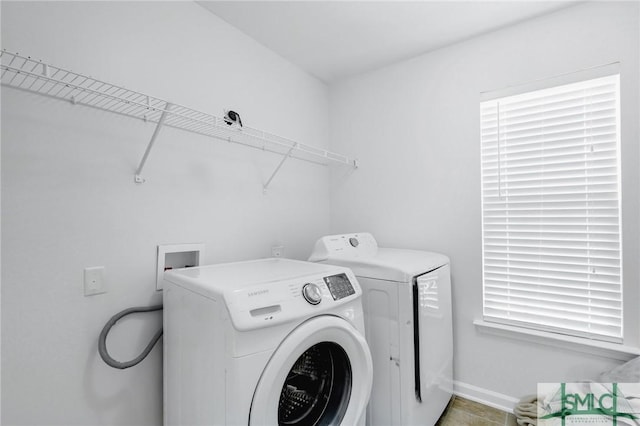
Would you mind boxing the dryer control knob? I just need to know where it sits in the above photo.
[302,283,322,305]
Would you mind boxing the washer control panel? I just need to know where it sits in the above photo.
[166,260,362,332]
[222,267,361,330]
[323,273,356,300]
[302,283,323,305]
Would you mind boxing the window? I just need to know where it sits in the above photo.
[480,71,622,343]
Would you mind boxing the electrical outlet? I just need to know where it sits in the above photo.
[271,245,285,258]
[84,266,106,296]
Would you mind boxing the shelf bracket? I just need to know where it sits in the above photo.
[134,102,172,183]
[263,143,297,194]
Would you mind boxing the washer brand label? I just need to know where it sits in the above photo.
[247,289,269,297]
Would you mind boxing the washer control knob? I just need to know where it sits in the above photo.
[349,237,359,247]
[302,283,322,305]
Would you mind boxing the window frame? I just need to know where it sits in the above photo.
[479,63,623,343]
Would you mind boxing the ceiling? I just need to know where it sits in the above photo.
[198,1,579,83]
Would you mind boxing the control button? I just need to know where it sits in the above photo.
[349,237,359,247]
[302,283,322,305]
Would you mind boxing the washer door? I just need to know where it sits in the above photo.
[249,316,373,426]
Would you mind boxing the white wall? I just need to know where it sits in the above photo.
[1,2,331,425]
[329,1,640,408]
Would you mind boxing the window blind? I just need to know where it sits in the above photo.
[480,73,622,342]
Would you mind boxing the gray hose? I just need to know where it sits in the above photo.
[98,305,163,369]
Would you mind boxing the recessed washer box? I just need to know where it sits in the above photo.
[157,243,205,291]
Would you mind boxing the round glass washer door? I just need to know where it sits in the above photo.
[279,342,350,425]
[249,316,373,426]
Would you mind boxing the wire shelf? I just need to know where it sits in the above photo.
[1,49,357,186]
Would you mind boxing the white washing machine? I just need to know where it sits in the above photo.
[309,233,453,426]
[163,257,373,426]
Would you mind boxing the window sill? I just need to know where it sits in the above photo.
[474,319,640,362]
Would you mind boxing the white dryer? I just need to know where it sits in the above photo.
[309,233,453,426]
[163,258,373,426]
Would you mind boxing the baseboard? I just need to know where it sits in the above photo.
[453,380,519,413]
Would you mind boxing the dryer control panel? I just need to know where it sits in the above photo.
[308,232,378,261]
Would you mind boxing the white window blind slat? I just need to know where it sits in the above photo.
[485,287,622,304]
[494,122,616,141]
[480,73,622,342]
[483,306,620,331]
[484,298,621,321]
[491,101,617,130]
[483,194,620,204]
[484,229,620,238]
[483,207,620,215]
[481,126,617,147]
[482,169,619,184]
[483,304,620,327]
[484,241,620,253]
[481,132,616,148]
[494,103,617,129]
[483,267,619,283]
[483,248,620,261]
[483,142,618,161]
[483,178,619,187]
[494,118,616,140]
[485,249,618,267]
[485,284,622,300]
[484,277,620,293]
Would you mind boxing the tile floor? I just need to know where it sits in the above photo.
[435,396,518,426]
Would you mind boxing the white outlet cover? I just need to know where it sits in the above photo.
[271,245,285,257]
[84,266,106,296]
